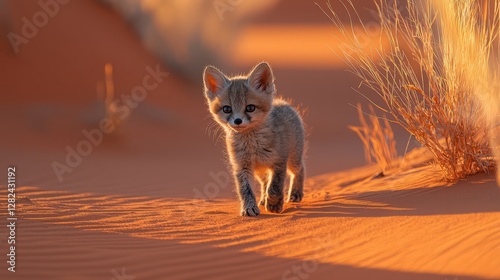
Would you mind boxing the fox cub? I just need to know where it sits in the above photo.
[203,62,306,216]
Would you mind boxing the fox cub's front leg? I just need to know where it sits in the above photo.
[288,165,305,202]
[235,169,260,216]
[265,165,287,213]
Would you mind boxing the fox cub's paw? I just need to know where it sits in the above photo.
[288,191,303,203]
[241,203,260,217]
[265,197,284,213]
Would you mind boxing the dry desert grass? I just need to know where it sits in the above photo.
[349,104,398,174]
[322,0,499,182]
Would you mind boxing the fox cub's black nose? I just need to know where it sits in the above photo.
[234,118,242,125]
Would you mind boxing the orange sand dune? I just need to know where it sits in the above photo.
[2,149,500,279]
[1,0,499,280]
[232,25,390,68]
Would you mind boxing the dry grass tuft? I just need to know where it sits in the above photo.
[102,63,127,134]
[321,0,499,181]
[349,104,398,173]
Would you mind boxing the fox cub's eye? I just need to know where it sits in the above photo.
[222,106,232,114]
[246,104,256,112]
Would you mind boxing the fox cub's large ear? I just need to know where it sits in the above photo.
[203,66,229,100]
[248,62,275,95]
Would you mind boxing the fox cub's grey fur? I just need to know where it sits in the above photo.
[203,62,306,216]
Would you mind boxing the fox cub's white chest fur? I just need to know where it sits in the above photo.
[203,62,306,216]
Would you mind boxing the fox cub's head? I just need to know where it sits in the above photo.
[203,62,276,132]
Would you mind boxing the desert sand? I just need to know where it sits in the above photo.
[0,1,499,280]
